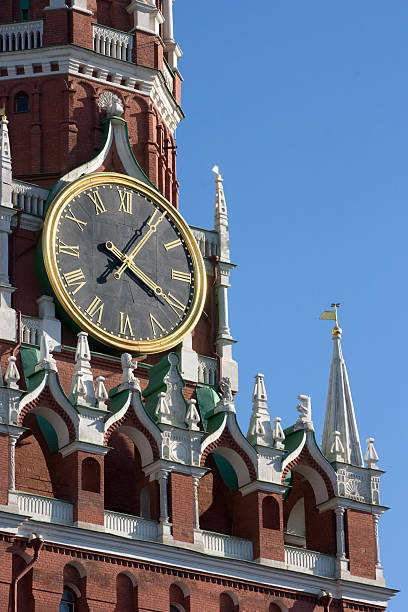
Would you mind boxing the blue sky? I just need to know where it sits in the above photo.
[174,1,406,608]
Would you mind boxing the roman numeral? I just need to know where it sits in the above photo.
[64,206,87,231]
[163,238,182,251]
[165,292,186,318]
[85,296,104,324]
[57,239,79,258]
[119,312,134,336]
[63,268,86,295]
[118,189,133,214]
[149,313,166,338]
[171,269,191,283]
[87,190,106,215]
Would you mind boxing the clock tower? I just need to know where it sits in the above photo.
[0,2,396,611]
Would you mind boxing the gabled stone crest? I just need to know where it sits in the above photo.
[143,352,187,428]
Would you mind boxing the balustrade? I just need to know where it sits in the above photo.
[284,545,335,577]
[104,510,158,541]
[15,492,73,525]
[0,21,43,53]
[202,531,253,561]
[93,24,133,62]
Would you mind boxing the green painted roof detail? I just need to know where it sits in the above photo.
[283,428,305,455]
[36,414,58,453]
[212,453,238,492]
[107,386,131,419]
[283,469,292,500]
[143,352,186,423]
[195,385,221,430]
[20,346,40,380]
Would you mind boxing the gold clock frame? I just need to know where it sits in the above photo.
[42,172,207,354]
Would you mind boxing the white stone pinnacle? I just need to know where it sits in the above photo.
[365,437,379,469]
[95,376,109,410]
[0,114,12,208]
[35,331,57,373]
[185,398,200,430]
[321,329,363,467]
[247,373,273,446]
[329,430,346,463]
[4,355,20,389]
[155,391,172,425]
[294,394,314,431]
[212,165,230,263]
[68,331,96,406]
[272,417,285,450]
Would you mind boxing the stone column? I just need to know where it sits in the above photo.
[162,0,174,43]
[8,436,17,491]
[373,514,381,567]
[158,469,170,524]
[192,476,200,530]
[335,507,346,559]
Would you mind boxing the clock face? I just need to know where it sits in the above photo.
[42,173,206,353]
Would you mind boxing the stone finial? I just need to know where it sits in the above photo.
[143,352,188,428]
[155,391,172,425]
[0,112,12,208]
[95,376,108,410]
[119,352,140,391]
[68,332,96,407]
[364,437,379,469]
[215,376,235,414]
[185,398,200,431]
[272,416,285,450]
[35,331,57,373]
[98,91,124,117]
[329,430,346,462]
[247,373,273,446]
[294,394,314,431]
[5,356,20,389]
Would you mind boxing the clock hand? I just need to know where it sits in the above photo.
[113,209,166,280]
[105,241,186,318]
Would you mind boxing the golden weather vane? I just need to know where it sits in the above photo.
[319,303,341,336]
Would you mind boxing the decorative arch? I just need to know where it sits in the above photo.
[220,591,238,612]
[282,445,334,504]
[269,602,288,612]
[262,496,280,530]
[169,582,189,612]
[104,410,159,463]
[81,457,101,493]
[116,571,138,611]
[19,387,76,445]
[201,427,256,487]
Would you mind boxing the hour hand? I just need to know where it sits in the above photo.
[106,241,126,264]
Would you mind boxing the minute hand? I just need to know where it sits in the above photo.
[114,210,166,280]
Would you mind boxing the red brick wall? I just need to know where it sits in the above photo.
[198,455,233,535]
[169,472,194,543]
[346,510,377,580]
[60,450,105,525]
[2,538,350,612]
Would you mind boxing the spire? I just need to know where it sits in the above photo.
[247,373,273,446]
[0,111,12,208]
[212,165,230,262]
[321,308,363,467]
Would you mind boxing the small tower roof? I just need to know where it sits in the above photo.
[321,307,363,467]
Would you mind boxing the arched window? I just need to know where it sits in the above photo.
[59,587,76,611]
[270,604,284,612]
[262,496,280,530]
[81,457,100,493]
[220,592,238,612]
[169,583,189,612]
[116,573,137,611]
[15,92,29,113]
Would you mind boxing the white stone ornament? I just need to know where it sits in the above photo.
[155,392,172,425]
[185,398,200,430]
[5,356,20,389]
[215,376,235,414]
[163,353,188,426]
[365,437,379,469]
[95,376,109,410]
[98,91,124,117]
[272,417,285,450]
[294,394,314,431]
[119,353,140,391]
[330,430,346,462]
[69,332,96,406]
[35,331,57,373]
[247,373,274,446]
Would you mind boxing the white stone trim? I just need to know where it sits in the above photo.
[0,46,182,132]
[0,511,397,606]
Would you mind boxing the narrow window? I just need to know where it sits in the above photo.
[59,587,76,612]
[15,92,29,113]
